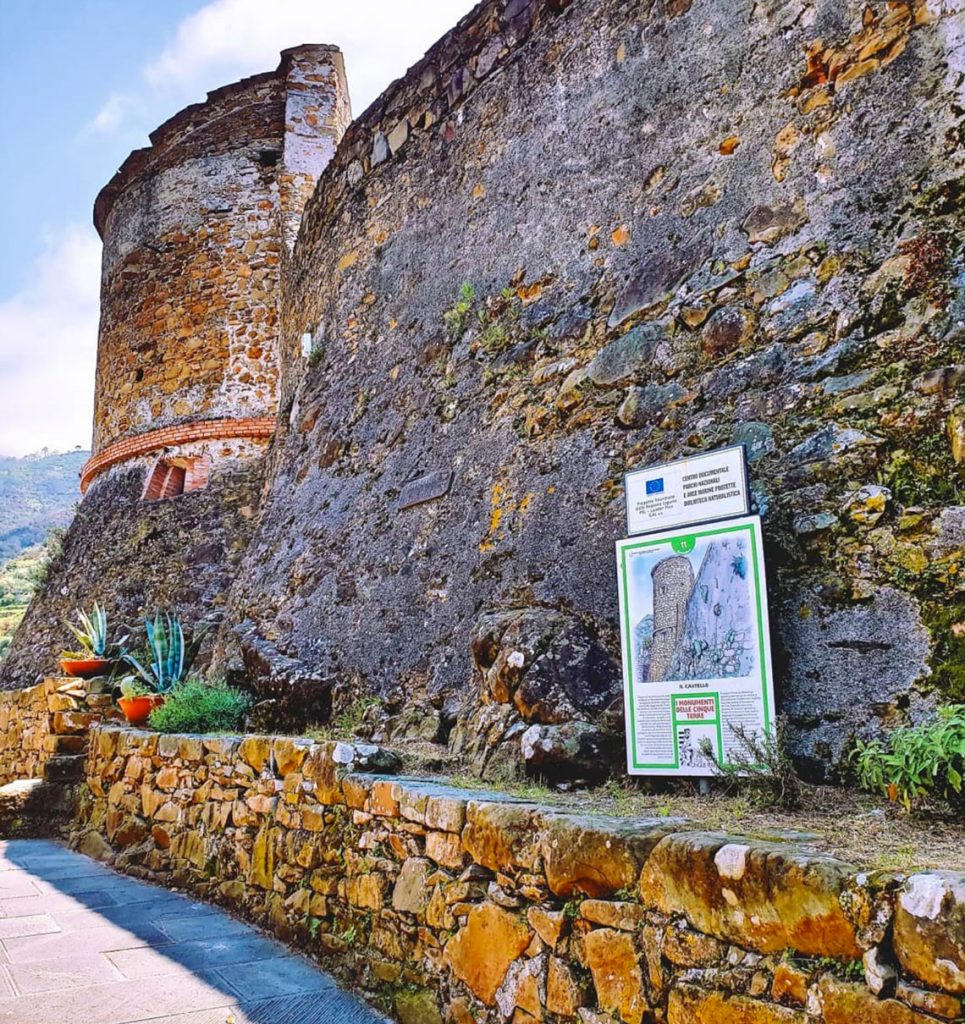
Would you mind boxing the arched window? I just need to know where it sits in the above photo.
[143,456,209,501]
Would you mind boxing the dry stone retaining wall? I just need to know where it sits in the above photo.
[0,677,115,787]
[74,723,965,1024]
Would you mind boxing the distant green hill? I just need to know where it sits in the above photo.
[0,449,87,562]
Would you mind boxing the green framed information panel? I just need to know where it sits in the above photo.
[615,515,775,776]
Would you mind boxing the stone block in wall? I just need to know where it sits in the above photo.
[893,873,965,994]
[539,813,679,898]
[639,833,866,959]
[584,927,648,1024]
[668,985,806,1024]
[462,800,542,872]
[443,900,533,1005]
[817,976,943,1024]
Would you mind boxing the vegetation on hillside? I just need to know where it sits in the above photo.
[0,448,87,562]
[0,531,63,661]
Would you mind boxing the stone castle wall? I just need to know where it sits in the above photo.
[214,0,965,778]
[4,0,964,774]
[72,721,965,1024]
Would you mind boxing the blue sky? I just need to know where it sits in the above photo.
[0,0,475,457]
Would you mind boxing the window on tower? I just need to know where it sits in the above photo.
[142,456,210,501]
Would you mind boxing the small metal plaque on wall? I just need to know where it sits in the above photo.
[399,470,454,510]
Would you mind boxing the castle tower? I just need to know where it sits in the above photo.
[0,47,351,689]
[648,556,695,682]
[80,45,351,495]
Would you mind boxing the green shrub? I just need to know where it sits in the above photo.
[148,678,251,734]
[851,705,965,811]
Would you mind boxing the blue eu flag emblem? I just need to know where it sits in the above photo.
[646,478,664,495]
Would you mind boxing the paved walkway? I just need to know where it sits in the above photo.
[0,839,386,1024]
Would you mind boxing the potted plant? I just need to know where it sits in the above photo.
[60,603,118,678]
[116,676,161,726]
[118,612,209,725]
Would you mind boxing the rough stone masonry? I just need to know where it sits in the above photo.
[3,0,965,784]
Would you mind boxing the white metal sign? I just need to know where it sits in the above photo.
[624,445,750,537]
[615,515,776,777]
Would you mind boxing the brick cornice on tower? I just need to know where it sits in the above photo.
[79,417,276,493]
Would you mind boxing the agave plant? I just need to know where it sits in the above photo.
[123,612,210,694]
[63,602,112,659]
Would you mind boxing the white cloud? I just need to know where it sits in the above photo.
[88,93,143,135]
[0,226,100,456]
[92,0,476,136]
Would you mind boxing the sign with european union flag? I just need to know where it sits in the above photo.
[624,445,750,537]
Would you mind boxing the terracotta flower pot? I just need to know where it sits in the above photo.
[118,694,164,726]
[60,657,111,679]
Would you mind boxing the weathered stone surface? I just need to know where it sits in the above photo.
[463,801,540,873]
[771,962,809,1007]
[541,814,676,898]
[586,325,663,386]
[392,856,431,915]
[444,901,532,1005]
[395,989,443,1024]
[668,985,806,1024]
[638,834,862,957]
[893,873,965,995]
[779,588,931,779]
[818,976,938,1024]
[580,899,646,932]
[584,927,648,1024]
[546,956,586,1016]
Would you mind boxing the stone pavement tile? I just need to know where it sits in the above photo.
[0,888,118,918]
[0,970,236,1024]
[154,912,253,943]
[0,874,40,899]
[6,951,123,994]
[108,934,289,978]
[213,955,336,1001]
[54,896,206,932]
[33,869,144,895]
[3,921,170,962]
[0,968,12,997]
[7,855,109,879]
[147,990,390,1024]
[0,914,60,939]
[0,841,60,863]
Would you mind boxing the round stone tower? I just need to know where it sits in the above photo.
[81,45,351,494]
[0,46,351,689]
[648,555,695,682]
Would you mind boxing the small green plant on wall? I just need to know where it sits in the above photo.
[851,705,965,811]
[442,282,475,339]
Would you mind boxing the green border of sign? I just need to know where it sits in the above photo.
[615,516,774,774]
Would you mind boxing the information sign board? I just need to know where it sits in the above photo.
[615,515,775,777]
